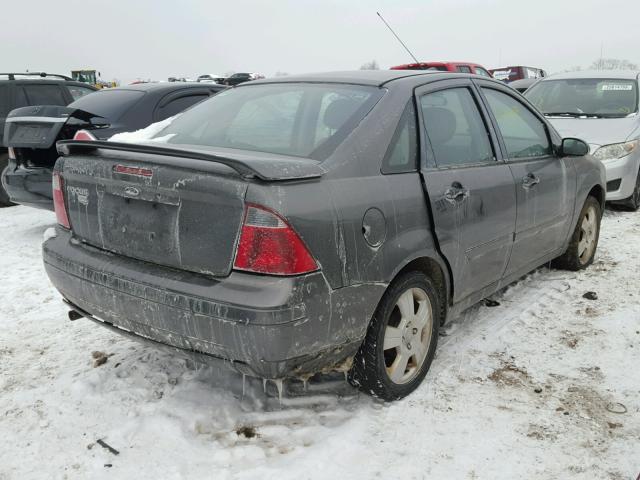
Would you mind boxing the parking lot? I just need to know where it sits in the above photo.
[1,204,638,480]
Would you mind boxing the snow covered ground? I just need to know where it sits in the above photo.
[1,205,638,480]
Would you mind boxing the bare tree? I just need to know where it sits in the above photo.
[360,60,379,70]
[590,58,638,70]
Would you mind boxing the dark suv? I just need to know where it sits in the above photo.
[3,82,224,210]
[0,73,97,205]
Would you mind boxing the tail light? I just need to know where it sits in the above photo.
[52,172,70,229]
[73,130,96,141]
[233,204,318,276]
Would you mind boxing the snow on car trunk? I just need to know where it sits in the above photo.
[0,206,639,479]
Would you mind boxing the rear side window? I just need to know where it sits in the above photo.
[23,85,67,105]
[0,84,9,117]
[482,88,551,159]
[156,94,209,121]
[457,66,472,73]
[69,89,145,121]
[382,102,418,173]
[156,83,383,159]
[420,88,494,167]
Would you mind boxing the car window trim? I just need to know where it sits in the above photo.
[473,79,556,163]
[414,78,501,171]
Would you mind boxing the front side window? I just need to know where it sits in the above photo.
[420,88,494,167]
[457,66,472,73]
[482,88,551,159]
[154,83,383,159]
[525,78,639,117]
[475,67,492,78]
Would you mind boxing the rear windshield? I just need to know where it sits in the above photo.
[154,83,383,159]
[525,78,639,117]
[68,89,145,121]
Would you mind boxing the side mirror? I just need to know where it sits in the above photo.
[561,138,589,156]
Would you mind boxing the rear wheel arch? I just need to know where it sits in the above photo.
[392,256,449,324]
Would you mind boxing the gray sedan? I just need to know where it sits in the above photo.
[43,71,605,400]
[525,70,640,209]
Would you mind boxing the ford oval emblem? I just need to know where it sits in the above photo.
[124,186,141,197]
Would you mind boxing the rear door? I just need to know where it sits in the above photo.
[417,79,516,302]
[475,80,575,275]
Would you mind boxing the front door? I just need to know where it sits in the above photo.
[417,80,517,303]
[477,83,575,276]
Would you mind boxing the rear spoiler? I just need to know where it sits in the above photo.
[56,140,326,182]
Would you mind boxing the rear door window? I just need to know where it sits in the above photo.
[420,88,494,167]
[482,88,551,159]
[156,94,209,121]
[22,84,67,105]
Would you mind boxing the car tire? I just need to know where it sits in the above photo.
[0,153,15,207]
[620,170,640,211]
[553,195,601,271]
[348,271,441,401]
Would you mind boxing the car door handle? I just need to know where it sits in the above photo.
[522,173,540,189]
[444,182,469,203]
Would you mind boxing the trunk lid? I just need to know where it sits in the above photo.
[4,105,109,167]
[4,105,109,149]
[57,142,324,277]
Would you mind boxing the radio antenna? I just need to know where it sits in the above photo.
[376,11,419,64]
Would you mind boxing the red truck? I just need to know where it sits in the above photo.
[390,61,493,77]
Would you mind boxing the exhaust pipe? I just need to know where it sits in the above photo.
[68,309,84,321]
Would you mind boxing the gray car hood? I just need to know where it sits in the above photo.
[547,115,638,149]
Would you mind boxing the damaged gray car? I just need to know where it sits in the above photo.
[43,71,605,400]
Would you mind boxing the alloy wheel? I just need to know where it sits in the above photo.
[578,205,598,264]
[383,287,433,384]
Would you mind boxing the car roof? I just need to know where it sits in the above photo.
[248,70,465,87]
[391,61,484,69]
[102,82,224,93]
[541,70,640,81]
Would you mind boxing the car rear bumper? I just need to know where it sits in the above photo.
[602,152,640,201]
[2,160,54,210]
[43,228,366,379]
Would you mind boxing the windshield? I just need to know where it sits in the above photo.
[525,78,639,117]
[153,83,383,159]
[69,89,145,121]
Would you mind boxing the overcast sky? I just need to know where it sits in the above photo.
[2,0,638,83]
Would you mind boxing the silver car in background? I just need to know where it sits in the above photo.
[525,70,640,209]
